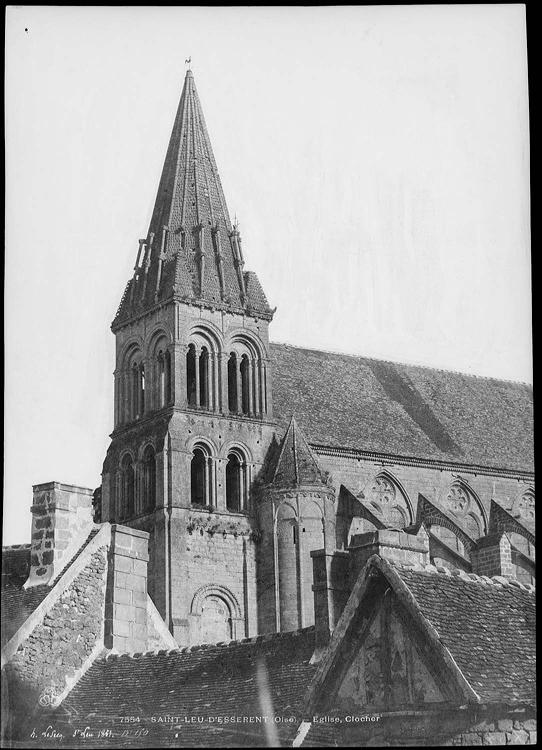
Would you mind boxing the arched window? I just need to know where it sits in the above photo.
[139,365,145,416]
[199,347,210,409]
[513,489,535,524]
[228,353,238,412]
[227,336,268,417]
[369,474,411,529]
[120,454,135,519]
[187,344,197,407]
[443,481,486,538]
[226,453,242,511]
[158,351,165,407]
[240,355,250,415]
[157,350,171,409]
[142,446,156,512]
[191,445,213,507]
[164,350,171,405]
[200,595,232,644]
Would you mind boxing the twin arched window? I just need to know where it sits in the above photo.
[186,334,267,416]
[190,445,249,511]
[227,353,253,415]
[118,340,172,427]
[118,446,156,519]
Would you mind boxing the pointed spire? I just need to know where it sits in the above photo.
[271,416,329,489]
[113,69,272,326]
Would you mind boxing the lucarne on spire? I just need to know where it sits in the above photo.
[113,69,273,327]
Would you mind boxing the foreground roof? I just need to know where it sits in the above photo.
[44,628,316,748]
[393,563,536,705]
[270,343,534,473]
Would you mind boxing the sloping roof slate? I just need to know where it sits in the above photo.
[394,566,536,705]
[270,343,534,473]
[114,71,272,326]
[45,628,316,748]
[270,417,329,489]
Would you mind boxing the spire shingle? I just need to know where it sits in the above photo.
[113,70,272,326]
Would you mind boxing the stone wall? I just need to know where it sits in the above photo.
[168,509,258,646]
[4,547,108,733]
[316,450,533,547]
[318,708,537,746]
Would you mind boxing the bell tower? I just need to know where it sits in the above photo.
[100,68,276,646]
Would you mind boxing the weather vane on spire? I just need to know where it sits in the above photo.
[185,56,192,71]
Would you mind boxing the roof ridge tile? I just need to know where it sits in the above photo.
[270,341,533,386]
[391,560,535,593]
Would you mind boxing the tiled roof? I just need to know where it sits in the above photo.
[392,563,536,705]
[270,417,329,490]
[1,530,100,645]
[270,343,534,473]
[44,628,316,748]
[114,71,272,326]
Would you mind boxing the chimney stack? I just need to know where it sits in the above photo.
[26,482,95,587]
[348,527,430,579]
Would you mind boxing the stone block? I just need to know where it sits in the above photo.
[132,558,147,577]
[113,603,134,622]
[497,720,513,732]
[522,721,536,731]
[509,729,529,744]
[114,635,127,652]
[113,555,134,574]
[112,619,131,638]
[482,732,506,745]
[114,571,128,589]
[528,731,536,744]
[130,622,147,641]
[125,637,146,654]
[114,588,133,606]
[135,607,147,624]
[132,590,147,608]
[462,734,482,745]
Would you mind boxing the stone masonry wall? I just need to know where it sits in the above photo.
[332,708,536,746]
[316,451,533,548]
[169,509,258,646]
[5,548,107,715]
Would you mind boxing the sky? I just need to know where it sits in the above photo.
[4,6,531,545]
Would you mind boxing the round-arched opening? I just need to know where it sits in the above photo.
[240,354,250,415]
[226,453,242,511]
[120,454,135,519]
[186,344,197,407]
[191,447,208,506]
[142,446,156,512]
[228,353,238,412]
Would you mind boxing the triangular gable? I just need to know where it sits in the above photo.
[301,555,479,721]
[489,499,535,546]
[339,485,387,530]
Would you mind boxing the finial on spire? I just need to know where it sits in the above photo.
[185,56,192,72]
